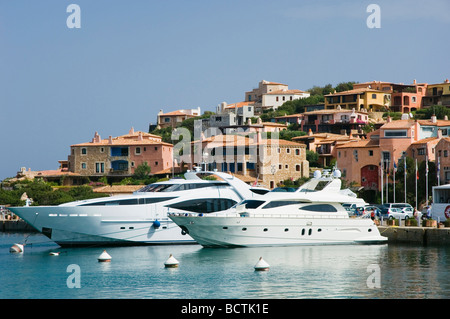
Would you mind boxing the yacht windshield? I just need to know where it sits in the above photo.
[240,200,266,209]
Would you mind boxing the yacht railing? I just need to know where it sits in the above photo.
[168,212,348,219]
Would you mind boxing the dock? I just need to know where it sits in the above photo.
[378,226,450,245]
[1,220,36,232]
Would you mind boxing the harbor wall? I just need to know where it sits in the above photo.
[1,220,37,232]
[378,226,450,245]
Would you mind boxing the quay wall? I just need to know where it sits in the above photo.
[1,220,37,232]
[378,226,450,245]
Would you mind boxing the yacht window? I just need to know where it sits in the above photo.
[240,200,266,209]
[165,198,236,213]
[262,200,302,209]
[81,197,176,206]
[299,204,337,212]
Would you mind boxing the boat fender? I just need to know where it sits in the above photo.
[10,243,24,253]
[153,219,161,228]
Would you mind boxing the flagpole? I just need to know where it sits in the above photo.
[437,156,440,186]
[425,155,429,207]
[386,160,389,203]
[404,157,407,204]
[380,160,384,204]
[393,157,396,203]
[415,158,418,210]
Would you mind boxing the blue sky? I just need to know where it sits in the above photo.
[1,0,449,180]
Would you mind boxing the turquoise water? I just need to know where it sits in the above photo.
[0,232,449,299]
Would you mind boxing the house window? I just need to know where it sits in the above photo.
[286,148,290,153]
[296,165,300,171]
[81,148,87,155]
[285,164,289,169]
[81,163,87,170]
[369,150,373,156]
[276,97,279,102]
[295,149,300,155]
[444,150,448,157]
[412,96,417,103]
[95,162,105,174]
[164,117,171,123]
[155,161,159,166]
[135,147,141,155]
[418,148,425,155]
[372,94,377,99]
[384,130,407,137]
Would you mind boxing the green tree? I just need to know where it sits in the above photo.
[133,162,152,180]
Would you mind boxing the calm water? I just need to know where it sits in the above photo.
[0,232,449,299]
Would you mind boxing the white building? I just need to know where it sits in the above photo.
[262,89,310,110]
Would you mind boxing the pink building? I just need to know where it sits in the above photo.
[68,128,174,179]
[336,119,420,191]
[353,80,427,113]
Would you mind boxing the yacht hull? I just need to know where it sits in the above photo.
[9,206,196,247]
[170,214,387,247]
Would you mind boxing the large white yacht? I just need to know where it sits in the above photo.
[9,169,267,247]
[169,170,388,247]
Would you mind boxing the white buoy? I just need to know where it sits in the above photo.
[164,254,179,268]
[98,250,112,262]
[49,252,60,256]
[254,257,270,271]
[10,243,24,253]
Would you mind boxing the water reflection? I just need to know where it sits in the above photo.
[1,232,449,299]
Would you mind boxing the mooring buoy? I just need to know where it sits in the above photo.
[49,252,60,256]
[98,250,112,262]
[254,257,270,271]
[164,254,179,268]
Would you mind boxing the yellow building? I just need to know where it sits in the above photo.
[324,88,391,112]
[423,79,450,107]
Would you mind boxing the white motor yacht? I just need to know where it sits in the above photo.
[9,169,267,246]
[169,170,388,247]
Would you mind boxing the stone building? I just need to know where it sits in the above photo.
[68,128,173,180]
[190,133,309,189]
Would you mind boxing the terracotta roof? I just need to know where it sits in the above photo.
[336,139,379,149]
[275,113,304,119]
[265,89,308,95]
[411,137,439,145]
[159,110,199,116]
[34,170,80,177]
[381,120,416,129]
[194,134,305,147]
[72,130,173,147]
[292,133,344,140]
[417,119,450,127]
[303,109,368,115]
[224,101,255,109]
[93,185,143,194]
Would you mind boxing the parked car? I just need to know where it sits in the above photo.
[376,203,414,219]
[386,207,413,220]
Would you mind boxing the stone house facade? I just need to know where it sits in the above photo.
[190,134,309,189]
[68,128,173,179]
